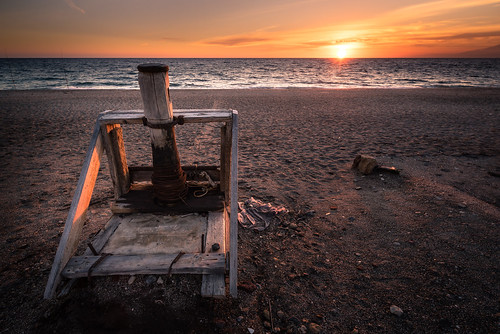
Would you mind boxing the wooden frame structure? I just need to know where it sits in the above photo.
[44,108,238,299]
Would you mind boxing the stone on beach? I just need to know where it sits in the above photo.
[352,155,378,175]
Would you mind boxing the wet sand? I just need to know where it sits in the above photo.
[0,88,499,333]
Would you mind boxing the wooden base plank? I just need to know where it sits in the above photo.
[201,211,227,297]
[62,253,225,278]
[201,274,226,298]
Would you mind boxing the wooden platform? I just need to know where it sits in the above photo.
[44,108,238,299]
[62,212,227,278]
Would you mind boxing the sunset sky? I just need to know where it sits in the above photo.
[1,0,499,58]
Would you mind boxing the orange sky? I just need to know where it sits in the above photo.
[1,0,499,58]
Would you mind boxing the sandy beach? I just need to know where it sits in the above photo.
[0,88,499,333]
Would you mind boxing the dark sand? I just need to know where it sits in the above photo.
[0,88,499,333]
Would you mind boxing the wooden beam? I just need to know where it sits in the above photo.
[44,120,104,299]
[62,253,225,278]
[229,111,238,298]
[101,123,130,198]
[201,211,226,297]
[221,122,233,204]
[99,109,234,125]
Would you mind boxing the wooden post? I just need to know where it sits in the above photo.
[229,111,238,298]
[137,64,187,204]
[101,122,130,198]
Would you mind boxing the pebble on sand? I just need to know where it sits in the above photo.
[308,322,321,333]
[390,305,404,316]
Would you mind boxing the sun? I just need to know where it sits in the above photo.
[335,44,349,59]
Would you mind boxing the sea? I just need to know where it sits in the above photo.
[0,58,499,90]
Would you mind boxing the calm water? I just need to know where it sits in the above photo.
[0,58,499,90]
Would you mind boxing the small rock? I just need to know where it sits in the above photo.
[393,242,401,246]
[248,328,255,334]
[127,275,136,285]
[298,325,307,334]
[355,186,362,190]
[145,275,156,286]
[390,305,404,316]
[458,203,467,209]
[289,223,298,230]
[157,277,164,284]
[352,155,378,174]
[237,316,244,323]
[277,310,285,319]
[308,322,321,333]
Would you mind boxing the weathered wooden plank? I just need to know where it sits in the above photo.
[201,274,226,298]
[57,215,123,297]
[229,111,238,298]
[62,253,225,278]
[99,109,233,125]
[205,211,226,254]
[222,122,233,204]
[101,123,130,198]
[220,125,227,199]
[101,213,207,255]
[44,120,104,299]
[201,211,227,297]
[85,215,123,255]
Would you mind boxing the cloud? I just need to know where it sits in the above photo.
[204,36,272,47]
[162,37,185,42]
[64,0,85,14]
[300,40,334,47]
[441,31,500,40]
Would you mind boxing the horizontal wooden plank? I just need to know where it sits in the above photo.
[62,253,225,278]
[99,109,233,125]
